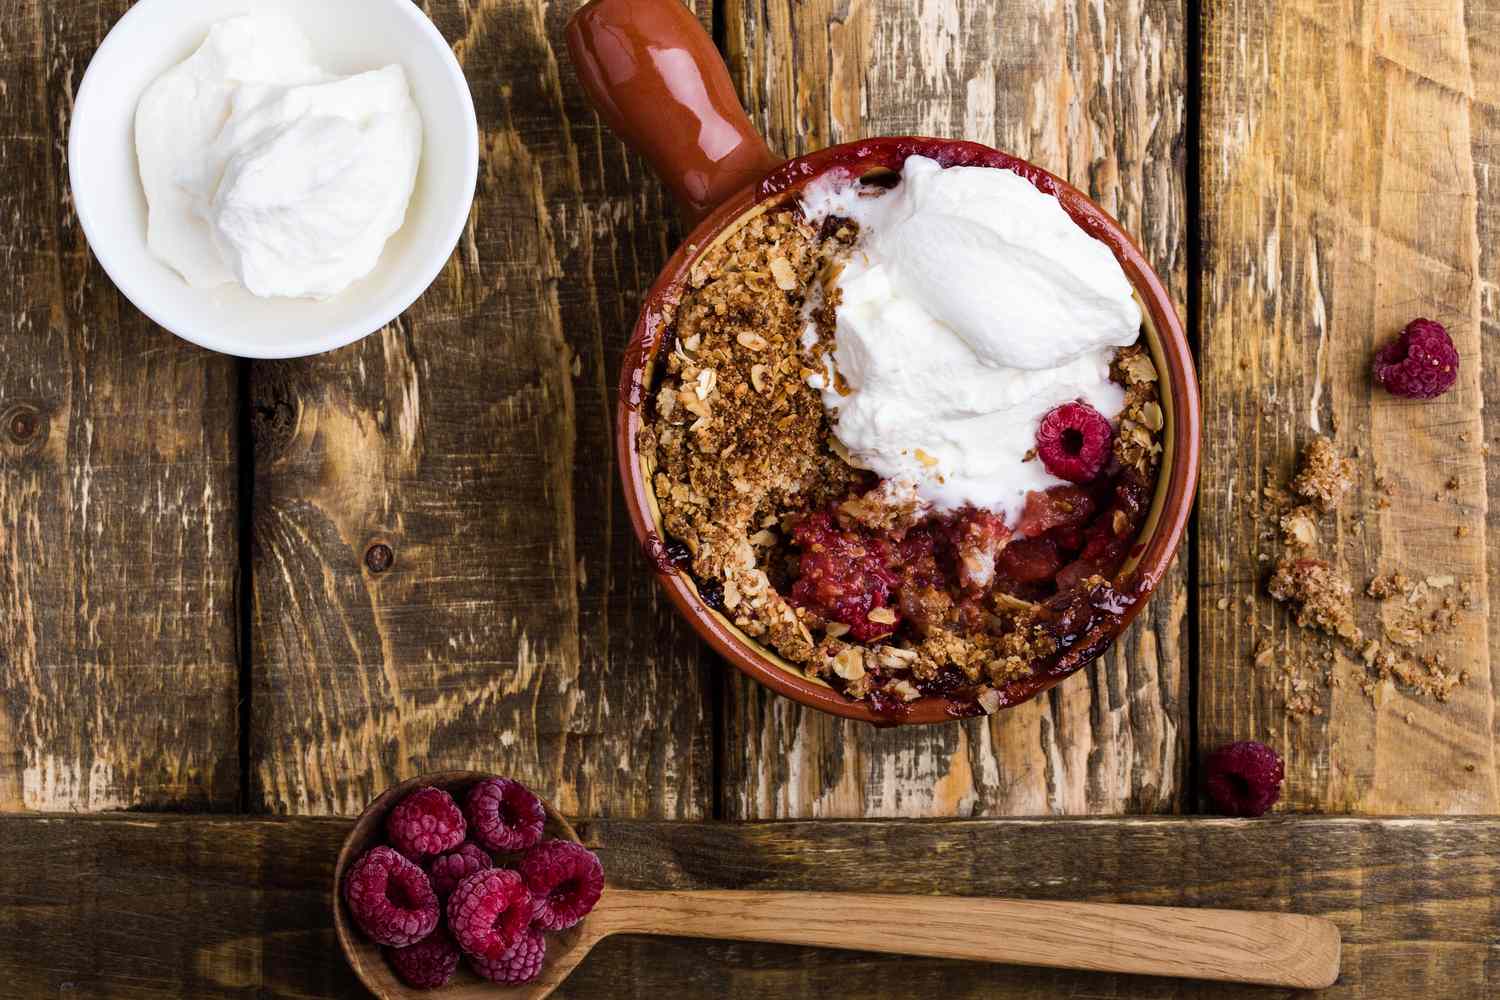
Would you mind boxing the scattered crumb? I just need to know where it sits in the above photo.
[1279,506,1320,549]
[1367,572,1410,600]
[1291,437,1356,513]
[1253,438,1475,718]
[1268,559,1361,644]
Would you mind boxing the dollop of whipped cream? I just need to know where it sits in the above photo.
[800,155,1142,523]
[135,15,423,300]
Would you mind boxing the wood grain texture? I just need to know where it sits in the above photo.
[1,813,1494,997]
[0,0,240,810]
[1199,0,1500,812]
[577,889,1340,989]
[718,0,1189,818]
[247,0,714,818]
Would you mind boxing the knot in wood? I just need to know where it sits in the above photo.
[250,375,301,457]
[364,543,395,574]
[2,402,46,452]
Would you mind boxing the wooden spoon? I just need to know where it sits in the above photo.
[335,774,1342,997]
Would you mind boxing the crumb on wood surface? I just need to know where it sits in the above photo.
[1257,437,1472,717]
[1291,436,1356,513]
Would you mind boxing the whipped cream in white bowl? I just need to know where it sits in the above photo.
[69,0,478,359]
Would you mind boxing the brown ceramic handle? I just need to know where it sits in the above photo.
[566,0,783,226]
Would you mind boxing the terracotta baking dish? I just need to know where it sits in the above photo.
[567,0,1200,725]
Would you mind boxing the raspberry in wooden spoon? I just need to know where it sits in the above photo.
[464,777,546,853]
[344,846,440,948]
[387,926,461,989]
[386,786,466,858]
[469,925,547,985]
[425,841,493,897]
[520,840,606,931]
[447,868,534,960]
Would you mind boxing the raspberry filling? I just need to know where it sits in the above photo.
[787,512,900,641]
[783,468,1150,679]
[787,507,1024,640]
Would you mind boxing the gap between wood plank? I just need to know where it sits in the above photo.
[236,359,254,813]
[710,0,730,824]
[1184,0,1205,814]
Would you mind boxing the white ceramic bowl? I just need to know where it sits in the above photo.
[69,0,479,359]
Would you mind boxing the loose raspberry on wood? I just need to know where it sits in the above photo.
[1204,740,1285,817]
[1373,318,1459,399]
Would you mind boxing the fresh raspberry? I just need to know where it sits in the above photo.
[343,846,440,948]
[463,778,546,853]
[468,925,547,985]
[1036,401,1114,483]
[386,926,460,989]
[1373,318,1459,399]
[386,786,466,859]
[1204,740,1285,817]
[447,868,534,960]
[519,840,606,931]
[425,842,493,898]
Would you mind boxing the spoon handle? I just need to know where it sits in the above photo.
[598,889,1340,989]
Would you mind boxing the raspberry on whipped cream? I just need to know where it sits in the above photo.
[799,156,1141,524]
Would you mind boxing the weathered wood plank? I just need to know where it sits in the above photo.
[2,813,1496,997]
[719,0,1189,817]
[0,0,240,810]
[247,0,715,818]
[1199,0,1500,811]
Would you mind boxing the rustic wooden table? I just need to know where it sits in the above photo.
[1,0,1496,996]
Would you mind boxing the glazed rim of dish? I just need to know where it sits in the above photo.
[618,140,1199,724]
